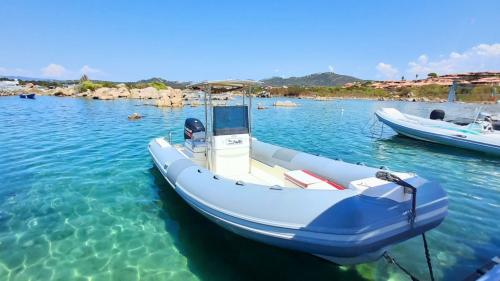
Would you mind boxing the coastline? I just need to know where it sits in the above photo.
[2,84,499,105]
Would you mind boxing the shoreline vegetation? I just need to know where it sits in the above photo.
[1,71,499,104]
[266,84,499,103]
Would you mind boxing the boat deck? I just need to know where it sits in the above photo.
[175,144,299,188]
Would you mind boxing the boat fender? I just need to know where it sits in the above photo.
[429,109,445,120]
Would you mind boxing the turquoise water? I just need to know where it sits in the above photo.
[0,96,499,281]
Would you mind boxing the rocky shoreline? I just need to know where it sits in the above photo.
[1,83,496,105]
[0,83,187,107]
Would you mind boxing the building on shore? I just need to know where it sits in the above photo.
[346,72,500,90]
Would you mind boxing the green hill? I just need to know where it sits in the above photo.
[261,72,362,87]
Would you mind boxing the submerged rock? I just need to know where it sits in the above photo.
[128,113,142,120]
[190,100,201,107]
[273,100,298,107]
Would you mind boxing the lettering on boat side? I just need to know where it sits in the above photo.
[226,138,243,145]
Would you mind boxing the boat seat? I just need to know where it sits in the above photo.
[284,170,345,190]
[348,173,415,202]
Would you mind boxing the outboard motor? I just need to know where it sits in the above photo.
[184,118,205,140]
[430,109,445,120]
[484,116,500,131]
[183,118,207,166]
[493,121,500,131]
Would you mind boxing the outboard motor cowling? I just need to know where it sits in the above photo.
[184,118,205,140]
[484,116,500,131]
[492,121,500,131]
[430,109,445,120]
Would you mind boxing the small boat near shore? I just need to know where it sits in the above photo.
[376,108,500,156]
[19,93,36,99]
[149,81,448,265]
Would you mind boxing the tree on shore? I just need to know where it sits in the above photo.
[427,72,438,78]
[80,74,89,82]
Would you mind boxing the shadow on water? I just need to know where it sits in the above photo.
[148,167,370,281]
[441,234,500,281]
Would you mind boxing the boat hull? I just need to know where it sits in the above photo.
[149,138,447,264]
[19,93,35,99]
[376,108,500,156]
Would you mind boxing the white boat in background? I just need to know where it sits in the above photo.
[0,79,21,91]
[375,108,500,156]
[149,81,448,265]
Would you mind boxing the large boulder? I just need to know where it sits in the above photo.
[91,87,115,100]
[156,88,184,107]
[111,86,131,98]
[51,87,77,97]
[90,87,131,100]
[130,87,159,99]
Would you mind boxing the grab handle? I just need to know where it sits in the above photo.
[376,171,417,225]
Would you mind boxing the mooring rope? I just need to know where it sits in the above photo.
[383,252,420,281]
[383,233,436,281]
[422,233,435,281]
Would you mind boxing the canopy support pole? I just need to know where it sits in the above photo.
[248,86,252,173]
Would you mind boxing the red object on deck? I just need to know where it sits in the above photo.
[300,170,345,190]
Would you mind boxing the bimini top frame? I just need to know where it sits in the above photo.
[188,80,261,172]
[189,80,261,93]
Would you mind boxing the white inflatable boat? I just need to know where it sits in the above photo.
[376,108,500,156]
[149,81,448,264]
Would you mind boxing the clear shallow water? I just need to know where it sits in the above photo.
[0,96,499,281]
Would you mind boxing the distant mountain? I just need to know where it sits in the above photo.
[136,77,190,89]
[0,75,61,82]
[261,72,362,87]
[0,75,191,89]
[2,73,363,88]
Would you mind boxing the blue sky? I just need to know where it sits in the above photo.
[1,0,499,82]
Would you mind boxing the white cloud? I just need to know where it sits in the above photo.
[328,65,334,72]
[0,67,29,76]
[376,62,399,80]
[80,65,101,75]
[41,63,67,78]
[417,54,428,64]
[473,43,500,56]
[407,43,500,77]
